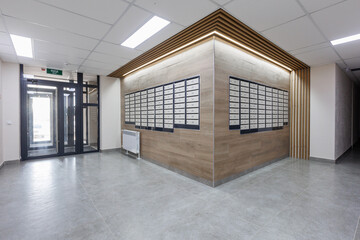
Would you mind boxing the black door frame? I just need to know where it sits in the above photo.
[81,76,100,153]
[20,64,100,160]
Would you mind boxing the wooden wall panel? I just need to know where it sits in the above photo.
[213,39,290,182]
[121,40,214,182]
[118,9,312,185]
[290,68,310,159]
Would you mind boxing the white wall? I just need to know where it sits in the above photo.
[335,65,352,159]
[100,76,121,150]
[0,59,3,166]
[310,64,336,161]
[1,62,20,161]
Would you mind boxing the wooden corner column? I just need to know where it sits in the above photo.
[290,68,310,159]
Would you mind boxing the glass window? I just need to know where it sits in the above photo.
[83,106,98,152]
[83,86,98,104]
[64,88,76,153]
[88,87,98,104]
[83,74,98,86]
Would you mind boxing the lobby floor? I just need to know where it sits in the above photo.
[0,149,359,240]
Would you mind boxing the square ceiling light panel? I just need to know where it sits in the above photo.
[121,16,170,49]
[10,34,33,58]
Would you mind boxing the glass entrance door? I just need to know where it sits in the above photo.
[27,84,58,157]
[20,67,100,160]
[25,82,79,159]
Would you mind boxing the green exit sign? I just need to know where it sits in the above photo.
[46,68,62,75]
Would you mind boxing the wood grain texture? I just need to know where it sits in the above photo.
[109,9,308,78]
[121,40,214,181]
[121,36,310,185]
[290,68,310,159]
[213,39,290,181]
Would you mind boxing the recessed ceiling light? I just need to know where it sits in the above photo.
[121,16,170,49]
[10,34,33,58]
[331,33,360,46]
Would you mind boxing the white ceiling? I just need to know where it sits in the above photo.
[0,0,359,80]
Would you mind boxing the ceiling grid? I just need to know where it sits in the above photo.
[0,0,357,80]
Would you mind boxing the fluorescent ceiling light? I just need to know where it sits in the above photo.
[121,16,170,49]
[331,33,360,46]
[10,34,33,58]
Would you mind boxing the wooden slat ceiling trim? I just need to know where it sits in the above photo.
[109,9,308,78]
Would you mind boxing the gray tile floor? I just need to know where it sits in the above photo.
[1,148,360,240]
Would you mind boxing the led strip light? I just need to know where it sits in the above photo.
[123,31,292,77]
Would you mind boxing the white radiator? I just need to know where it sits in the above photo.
[122,130,140,159]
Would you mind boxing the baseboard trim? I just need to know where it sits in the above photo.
[120,150,213,187]
[310,156,336,164]
[100,148,122,153]
[213,155,289,187]
[4,159,21,165]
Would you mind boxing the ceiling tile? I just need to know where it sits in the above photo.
[0,17,7,32]
[18,57,49,68]
[136,23,184,51]
[0,44,15,55]
[88,52,129,66]
[35,51,84,66]
[36,0,129,25]
[24,62,80,72]
[1,0,110,39]
[298,0,345,13]
[334,40,360,60]
[134,0,219,26]
[262,16,326,51]
[211,0,233,5]
[95,41,143,60]
[344,57,360,69]
[62,65,80,71]
[5,16,99,50]
[79,65,112,76]
[224,0,305,32]
[104,6,152,44]
[34,40,90,59]
[0,52,17,62]
[82,59,120,71]
[0,32,12,45]
[311,0,360,40]
[294,47,340,66]
[289,42,330,55]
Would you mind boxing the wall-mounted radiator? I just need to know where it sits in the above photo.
[122,130,140,159]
